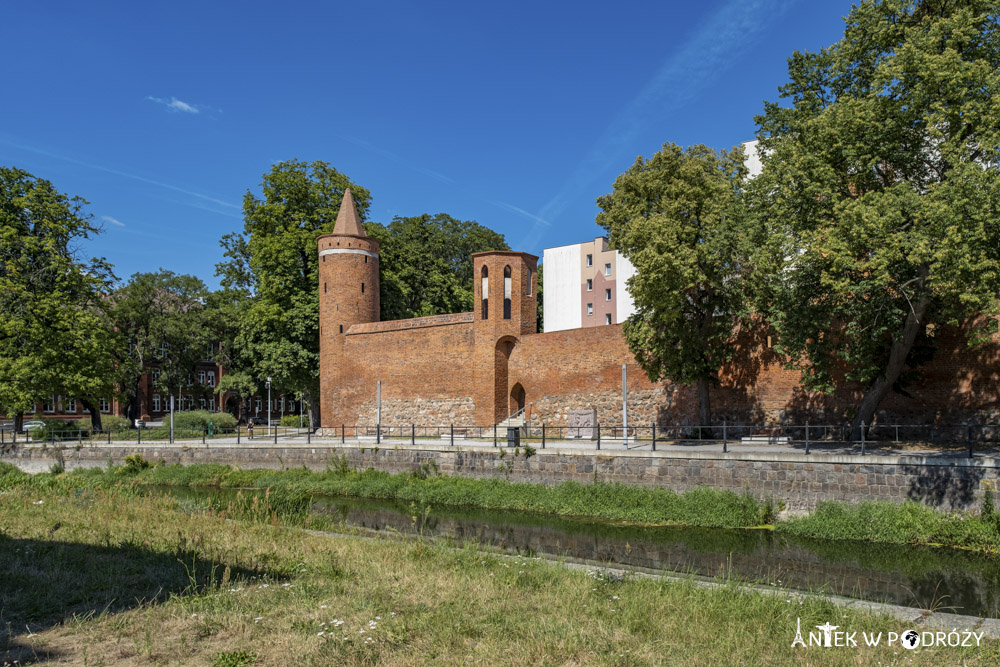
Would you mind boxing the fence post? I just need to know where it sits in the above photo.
[541,423,546,449]
[597,423,601,450]
[651,422,656,452]
[450,423,454,447]
[273,427,278,445]
[107,428,111,445]
[307,426,311,444]
[51,428,55,447]
[341,425,345,444]
[237,425,241,444]
[722,419,727,454]
[202,426,206,445]
[860,420,866,456]
[805,421,810,455]
[411,423,415,446]
[493,423,497,447]
[377,423,381,445]
[968,421,973,459]
[137,426,141,445]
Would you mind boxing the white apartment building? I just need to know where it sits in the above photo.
[542,237,637,332]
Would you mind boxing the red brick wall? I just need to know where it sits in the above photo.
[320,244,1000,428]
[335,320,478,426]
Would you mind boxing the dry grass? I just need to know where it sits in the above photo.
[2,485,998,666]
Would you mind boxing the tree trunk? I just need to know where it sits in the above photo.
[305,393,320,429]
[696,376,712,434]
[851,293,931,440]
[13,413,23,434]
[80,398,102,432]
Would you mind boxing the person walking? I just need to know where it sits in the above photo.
[247,418,255,440]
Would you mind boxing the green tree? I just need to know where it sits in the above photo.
[0,167,117,431]
[216,160,371,427]
[364,213,509,320]
[108,271,212,421]
[597,144,749,426]
[750,0,1000,434]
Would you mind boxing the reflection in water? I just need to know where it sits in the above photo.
[161,487,1000,618]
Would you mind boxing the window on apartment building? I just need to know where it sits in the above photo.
[158,342,167,357]
[586,278,592,291]
[209,398,215,411]
[605,263,611,276]
[99,398,110,413]
[198,370,206,385]
[66,398,76,413]
[200,398,206,410]
[586,254,593,267]
[43,396,55,413]
[255,398,261,414]
[503,266,512,319]
[605,288,612,301]
[153,395,161,412]
[605,313,612,325]
[481,266,489,319]
[207,371,215,387]
[152,368,160,381]
[587,303,593,316]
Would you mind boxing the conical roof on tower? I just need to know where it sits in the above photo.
[332,188,366,237]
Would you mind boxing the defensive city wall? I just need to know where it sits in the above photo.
[316,190,1000,431]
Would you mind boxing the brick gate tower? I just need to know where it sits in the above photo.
[317,189,380,427]
[472,251,538,425]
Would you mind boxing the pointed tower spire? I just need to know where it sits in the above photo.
[333,188,366,236]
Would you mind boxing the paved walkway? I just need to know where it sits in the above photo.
[14,431,997,460]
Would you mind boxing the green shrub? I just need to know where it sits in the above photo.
[116,453,150,475]
[170,410,237,431]
[280,414,308,427]
[31,419,78,441]
[73,414,131,432]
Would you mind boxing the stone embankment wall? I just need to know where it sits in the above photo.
[5,443,997,512]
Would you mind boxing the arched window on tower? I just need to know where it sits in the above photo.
[481,266,489,319]
[503,266,512,319]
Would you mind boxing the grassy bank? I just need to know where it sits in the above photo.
[0,461,777,529]
[3,484,997,665]
[777,499,1000,554]
[4,460,1000,553]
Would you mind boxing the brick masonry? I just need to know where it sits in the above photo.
[316,193,1000,430]
[6,443,998,512]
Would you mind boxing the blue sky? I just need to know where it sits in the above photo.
[2,0,851,288]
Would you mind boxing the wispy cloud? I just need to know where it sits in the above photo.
[490,200,550,227]
[538,0,797,225]
[101,215,126,227]
[146,95,200,114]
[340,134,456,185]
[0,138,241,218]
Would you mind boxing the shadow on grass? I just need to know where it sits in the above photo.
[0,533,279,663]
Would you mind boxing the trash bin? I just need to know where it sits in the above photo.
[207,420,215,437]
[506,426,520,448]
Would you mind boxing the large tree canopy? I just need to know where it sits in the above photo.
[215,160,371,426]
[597,144,748,426]
[0,167,117,430]
[364,213,509,321]
[108,270,213,421]
[750,0,1000,433]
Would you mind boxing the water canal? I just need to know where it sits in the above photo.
[159,486,1000,618]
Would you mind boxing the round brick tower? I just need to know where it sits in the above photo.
[317,189,380,427]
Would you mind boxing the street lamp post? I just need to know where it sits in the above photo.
[265,377,272,437]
